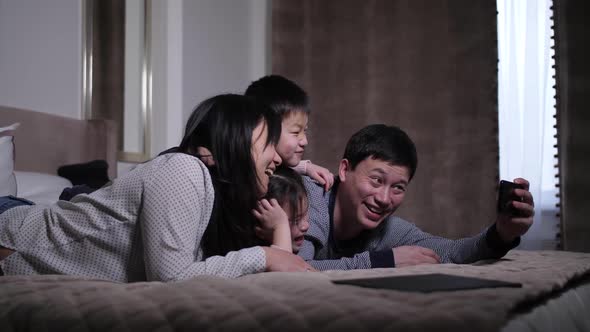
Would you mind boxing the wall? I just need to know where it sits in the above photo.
[272,1,499,238]
[0,0,82,119]
[181,0,269,125]
[150,0,184,156]
[0,0,268,160]
[150,0,269,156]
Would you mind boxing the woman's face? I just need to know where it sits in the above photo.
[252,121,282,196]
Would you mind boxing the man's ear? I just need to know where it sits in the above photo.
[196,146,215,166]
[338,159,350,182]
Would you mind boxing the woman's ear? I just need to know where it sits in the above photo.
[196,146,215,166]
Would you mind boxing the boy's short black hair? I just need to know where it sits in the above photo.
[245,75,310,116]
[343,124,418,180]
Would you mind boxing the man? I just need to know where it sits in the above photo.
[298,124,534,270]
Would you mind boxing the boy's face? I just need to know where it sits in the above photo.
[283,201,310,254]
[277,111,308,167]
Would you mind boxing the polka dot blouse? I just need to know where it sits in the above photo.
[0,154,266,281]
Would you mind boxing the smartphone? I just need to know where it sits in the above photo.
[497,180,525,216]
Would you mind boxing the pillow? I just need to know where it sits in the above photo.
[0,123,20,196]
[15,171,73,205]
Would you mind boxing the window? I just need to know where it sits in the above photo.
[497,0,558,249]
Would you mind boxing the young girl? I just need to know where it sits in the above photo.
[0,94,313,280]
[253,166,310,254]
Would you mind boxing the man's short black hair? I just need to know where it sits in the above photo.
[343,124,418,180]
[245,75,310,116]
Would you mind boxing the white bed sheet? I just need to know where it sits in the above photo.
[15,171,72,205]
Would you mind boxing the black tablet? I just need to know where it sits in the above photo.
[332,273,522,292]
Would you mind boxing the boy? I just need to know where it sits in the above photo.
[245,75,334,190]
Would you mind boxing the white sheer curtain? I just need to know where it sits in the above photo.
[497,0,558,250]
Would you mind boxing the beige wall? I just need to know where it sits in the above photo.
[0,0,83,119]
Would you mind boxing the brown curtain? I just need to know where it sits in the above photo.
[272,0,499,238]
[554,0,590,252]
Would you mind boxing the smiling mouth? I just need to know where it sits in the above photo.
[264,168,274,176]
[364,203,387,220]
[293,236,305,244]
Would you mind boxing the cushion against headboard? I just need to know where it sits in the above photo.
[0,123,18,196]
[0,105,117,179]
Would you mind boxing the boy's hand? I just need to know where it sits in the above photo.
[306,163,335,191]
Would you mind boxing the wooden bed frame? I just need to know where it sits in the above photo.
[0,105,118,179]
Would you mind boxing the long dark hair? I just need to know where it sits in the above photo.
[179,94,281,257]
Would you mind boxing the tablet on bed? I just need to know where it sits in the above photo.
[332,273,522,292]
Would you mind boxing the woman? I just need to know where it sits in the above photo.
[0,94,313,281]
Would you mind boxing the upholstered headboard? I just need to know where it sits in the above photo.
[0,105,118,179]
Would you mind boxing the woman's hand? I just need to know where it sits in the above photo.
[262,246,317,272]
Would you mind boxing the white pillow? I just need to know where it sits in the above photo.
[15,171,73,205]
[0,123,20,196]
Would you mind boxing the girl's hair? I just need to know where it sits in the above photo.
[179,94,282,257]
[264,166,309,225]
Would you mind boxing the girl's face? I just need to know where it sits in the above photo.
[276,111,309,167]
[251,121,282,196]
[283,200,310,253]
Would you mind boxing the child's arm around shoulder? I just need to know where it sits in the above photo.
[293,160,334,191]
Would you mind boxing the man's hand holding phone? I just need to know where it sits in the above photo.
[495,178,535,244]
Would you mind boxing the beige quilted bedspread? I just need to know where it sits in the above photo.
[1,250,589,332]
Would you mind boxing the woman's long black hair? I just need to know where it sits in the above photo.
[178,94,281,257]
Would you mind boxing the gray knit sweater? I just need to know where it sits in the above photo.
[298,177,516,271]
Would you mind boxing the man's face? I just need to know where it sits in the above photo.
[337,157,410,230]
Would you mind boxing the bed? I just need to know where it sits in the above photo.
[1,106,589,332]
[0,250,588,331]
